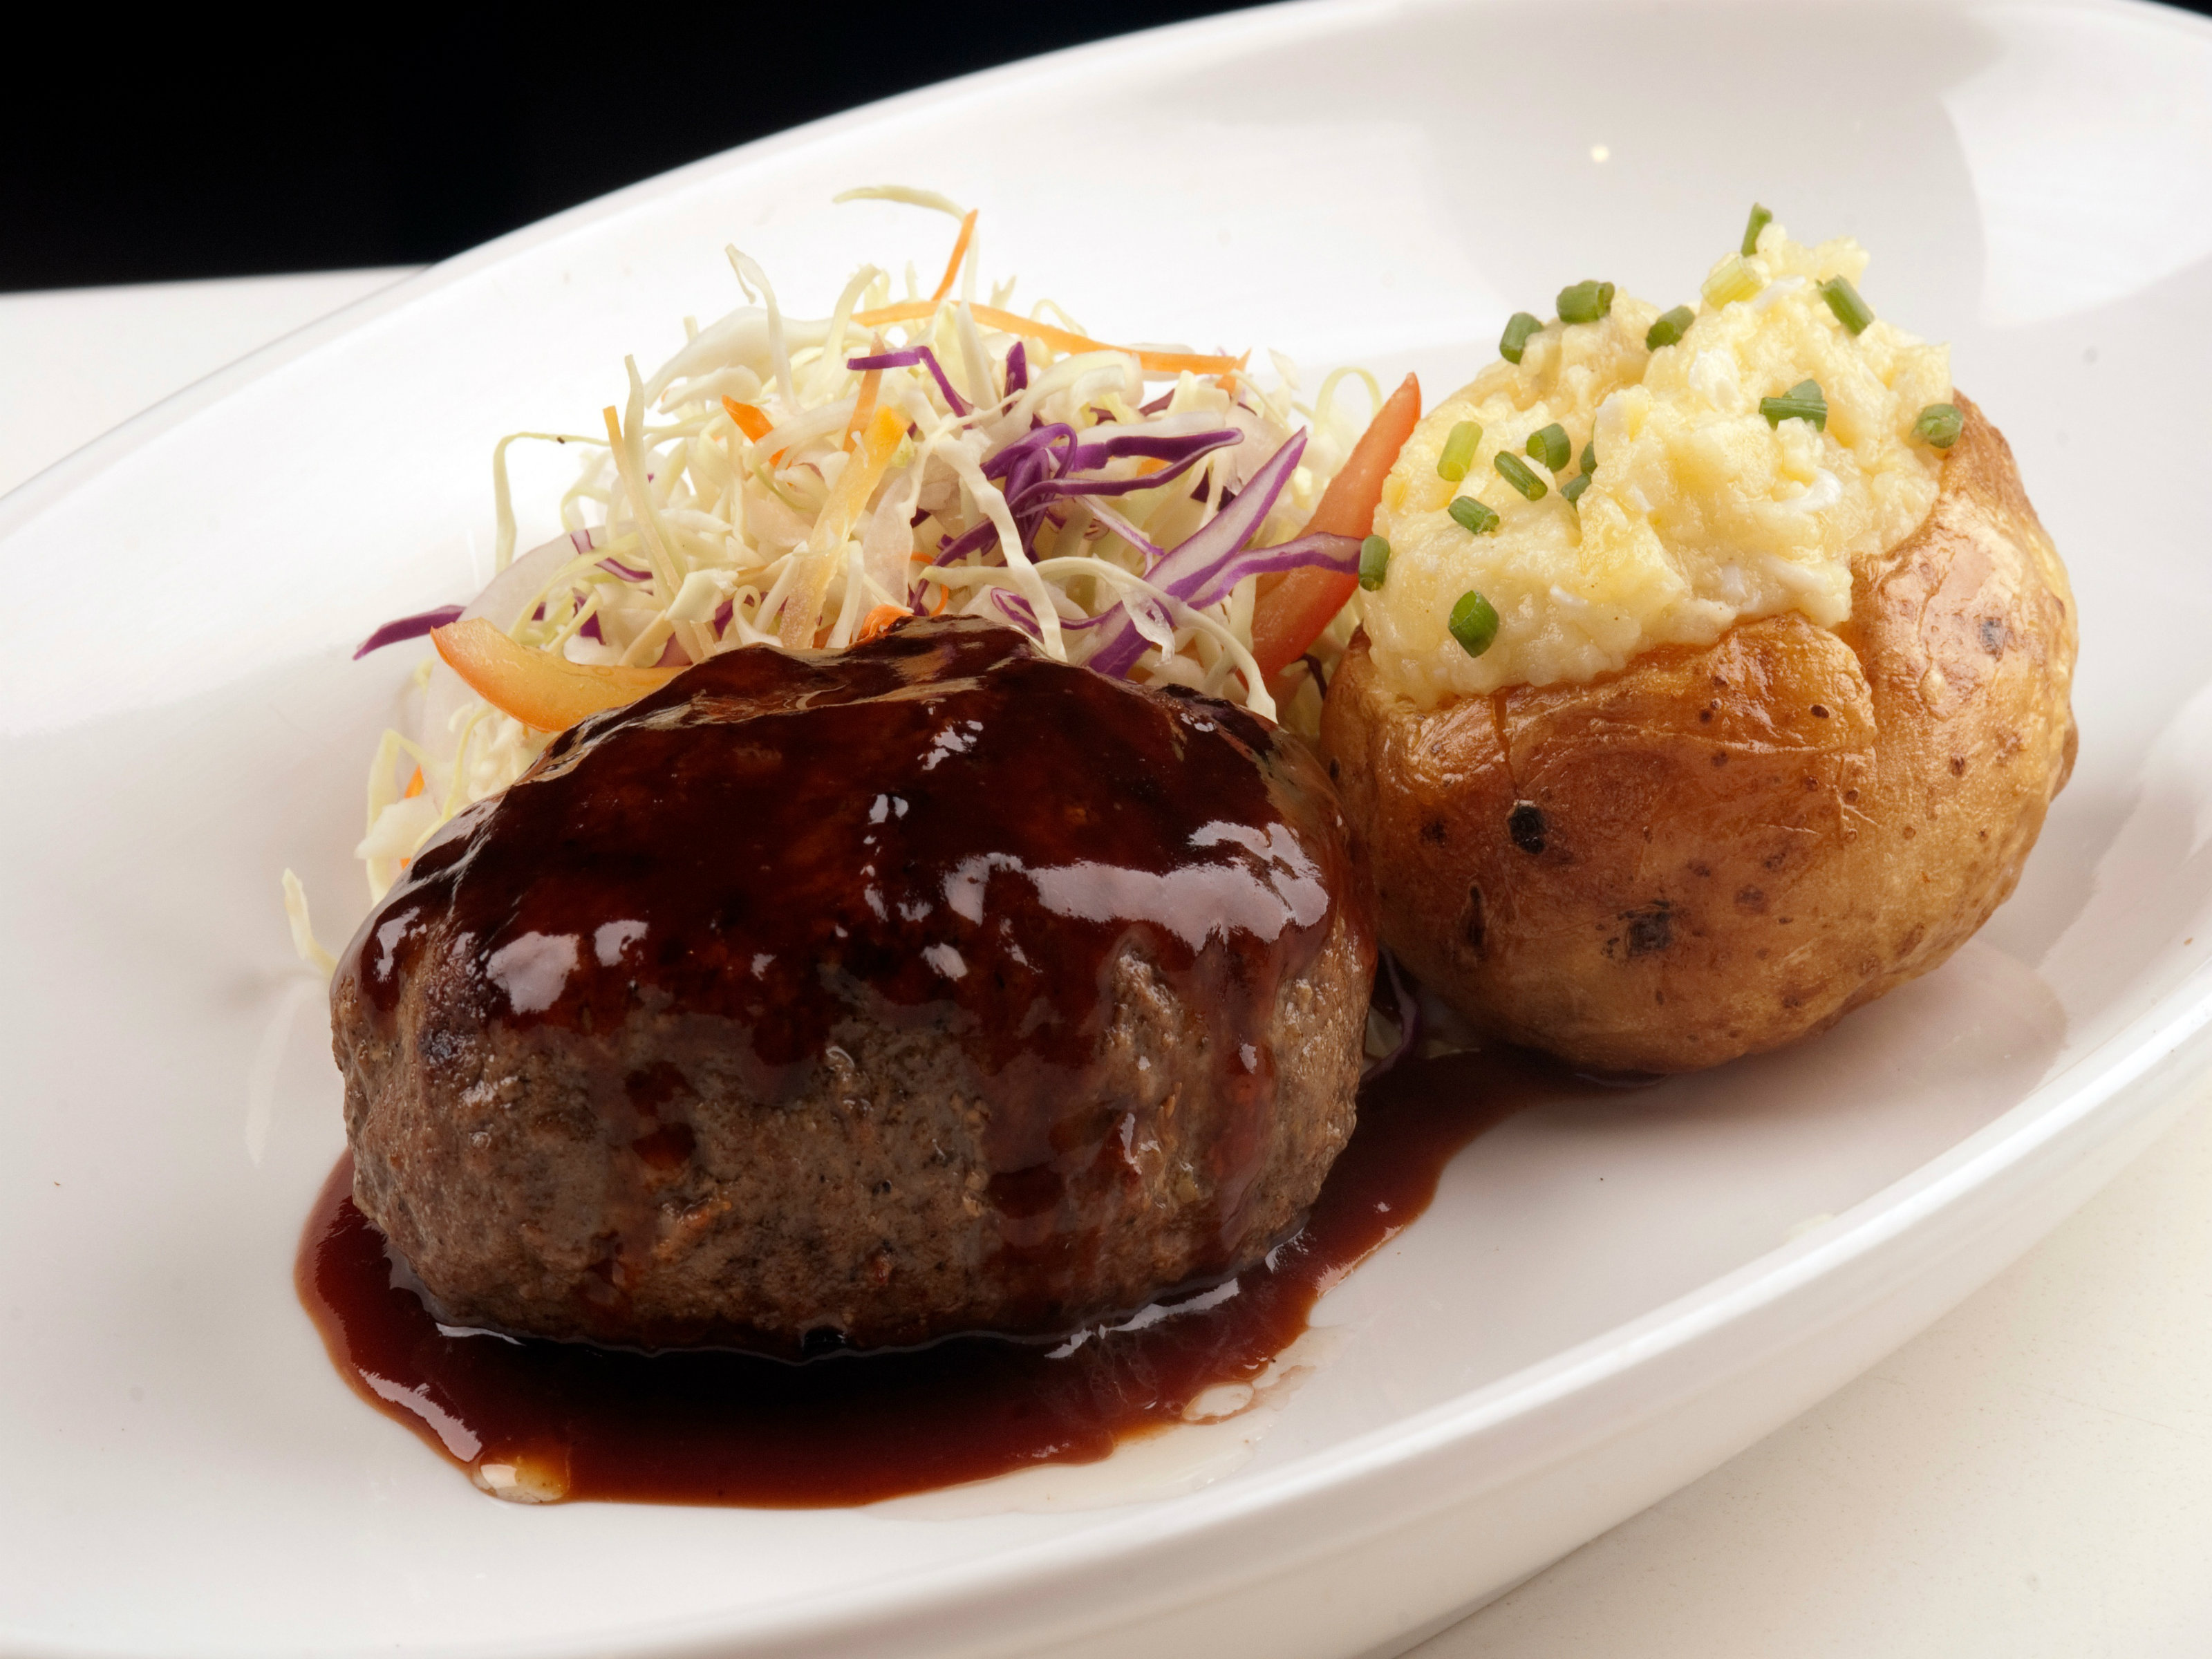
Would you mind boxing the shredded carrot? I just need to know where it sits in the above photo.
[841,366,882,453]
[720,396,773,441]
[928,209,978,305]
[856,603,910,643]
[402,767,424,800]
[1249,371,1424,681]
[849,300,1240,377]
[432,619,679,732]
[930,583,950,617]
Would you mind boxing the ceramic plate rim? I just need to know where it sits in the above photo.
[8,1,2209,1652]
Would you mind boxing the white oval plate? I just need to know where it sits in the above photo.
[5,1,2211,1654]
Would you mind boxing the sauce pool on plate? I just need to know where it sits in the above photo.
[299,1047,1593,1506]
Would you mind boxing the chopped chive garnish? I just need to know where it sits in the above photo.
[1527,423,1571,472]
[1645,304,1696,350]
[1703,255,1762,309]
[1556,280,1615,325]
[1499,311,1542,364]
[1759,378,1828,431]
[1448,495,1499,535]
[1913,402,1963,448]
[1579,441,1597,476]
[1437,419,1483,480]
[1820,276,1875,335]
[1562,473,1591,505]
[1448,590,1501,657]
[1494,451,1548,500]
[1742,203,1772,256]
[1358,534,1391,590]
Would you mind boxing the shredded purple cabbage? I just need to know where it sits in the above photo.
[1085,433,1360,679]
[353,603,465,660]
[1066,428,1239,470]
[978,422,1076,480]
[1083,500,1168,568]
[1005,434,1235,515]
[1362,950,1422,1081]
[1098,526,1358,675]
[919,347,970,416]
[845,350,919,371]
[963,422,1241,568]
[930,517,1000,568]
[989,588,1040,637]
[823,362,1346,694]
[599,558,651,582]
[988,586,1107,641]
[847,346,968,415]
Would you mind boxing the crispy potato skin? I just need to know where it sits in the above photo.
[1322,395,2077,1073]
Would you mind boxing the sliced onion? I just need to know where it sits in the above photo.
[416,528,603,774]
[1362,950,1422,1081]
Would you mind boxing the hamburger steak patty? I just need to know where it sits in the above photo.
[332,618,1376,1353]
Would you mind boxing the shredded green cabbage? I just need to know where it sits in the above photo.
[349,191,1374,906]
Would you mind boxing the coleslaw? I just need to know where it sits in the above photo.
[336,189,1382,907]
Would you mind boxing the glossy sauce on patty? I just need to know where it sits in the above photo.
[334,618,1370,1350]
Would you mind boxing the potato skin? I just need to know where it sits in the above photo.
[1322,395,2077,1073]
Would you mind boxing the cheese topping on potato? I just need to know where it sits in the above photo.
[1367,224,1952,704]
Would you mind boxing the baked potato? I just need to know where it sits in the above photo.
[1322,225,2077,1074]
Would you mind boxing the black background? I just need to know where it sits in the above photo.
[0,6,1262,292]
[6,0,2207,293]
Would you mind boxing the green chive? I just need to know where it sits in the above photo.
[1742,203,1772,256]
[1494,451,1548,500]
[1358,534,1391,590]
[1499,311,1541,364]
[1759,378,1828,432]
[1557,280,1615,325]
[1644,304,1696,350]
[1448,495,1499,535]
[1448,591,1501,657]
[1913,402,1963,448]
[1562,472,1591,505]
[1819,276,1875,335]
[1579,441,1597,476]
[1703,255,1762,308]
[1527,422,1571,472]
[1437,419,1483,481]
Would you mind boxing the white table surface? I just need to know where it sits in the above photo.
[6,270,2207,1659]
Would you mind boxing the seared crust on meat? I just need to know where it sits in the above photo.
[336,917,1366,1351]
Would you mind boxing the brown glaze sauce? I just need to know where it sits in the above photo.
[338,617,1366,1350]
[300,1046,1590,1506]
